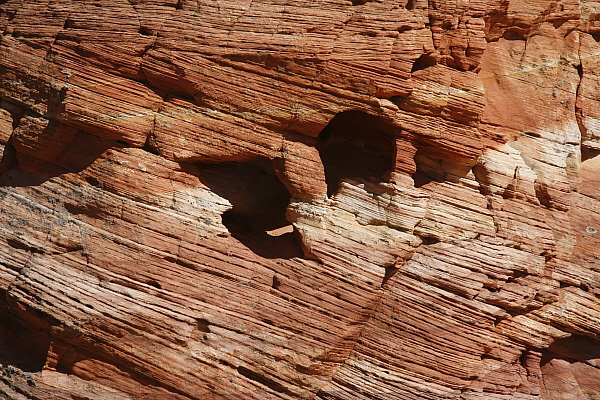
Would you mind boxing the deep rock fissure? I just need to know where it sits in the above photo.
[237,365,291,394]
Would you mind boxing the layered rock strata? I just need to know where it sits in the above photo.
[0,0,599,399]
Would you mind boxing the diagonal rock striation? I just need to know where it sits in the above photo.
[0,0,599,398]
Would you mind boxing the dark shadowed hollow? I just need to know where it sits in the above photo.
[316,110,395,197]
[540,335,600,398]
[0,297,50,372]
[196,158,305,259]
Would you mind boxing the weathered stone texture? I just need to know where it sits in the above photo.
[0,0,599,399]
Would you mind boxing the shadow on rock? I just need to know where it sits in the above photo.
[190,158,306,260]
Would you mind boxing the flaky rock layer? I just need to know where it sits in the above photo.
[0,0,599,399]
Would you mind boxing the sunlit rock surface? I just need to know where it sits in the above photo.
[0,0,599,398]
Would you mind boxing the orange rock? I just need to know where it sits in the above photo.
[0,0,599,398]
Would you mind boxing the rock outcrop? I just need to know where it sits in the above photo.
[0,0,599,399]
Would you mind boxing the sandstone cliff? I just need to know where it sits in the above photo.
[0,0,599,399]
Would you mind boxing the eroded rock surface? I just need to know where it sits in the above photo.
[0,0,599,399]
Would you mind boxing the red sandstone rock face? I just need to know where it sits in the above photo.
[0,0,599,399]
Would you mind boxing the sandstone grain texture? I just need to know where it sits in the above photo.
[0,0,599,399]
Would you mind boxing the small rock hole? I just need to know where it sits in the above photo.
[421,236,440,245]
[196,319,210,333]
[502,30,526,41]
[507,270,527,283]
[146,280,162,289]
[139,26,153,36]
[84,176,101,188]
[63,18,74,29]
[272,275,282,290]
[411,54,436,73]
